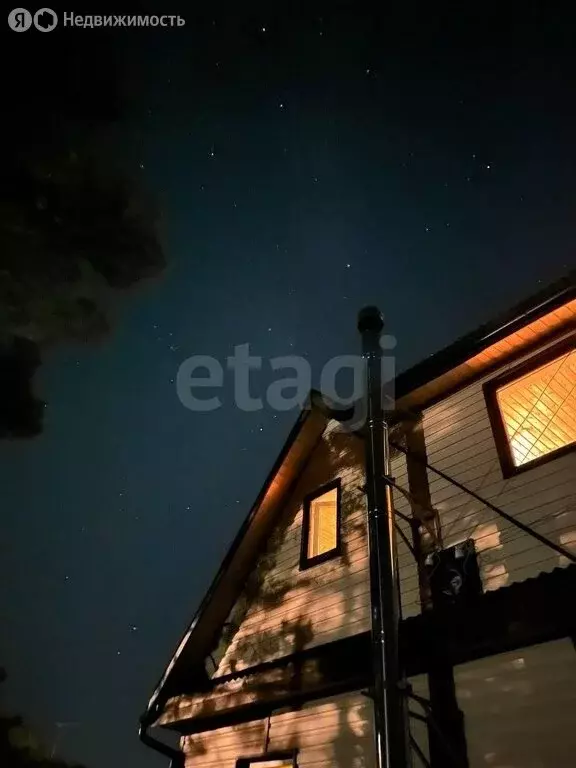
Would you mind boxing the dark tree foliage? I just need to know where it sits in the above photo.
[0,668,85,767]
[0,338,43,439]
[1,19,165,439]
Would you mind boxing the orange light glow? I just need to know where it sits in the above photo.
[307,487,338,558]
[248,762,294,768]
[400,298,576,411]
[496,347,576,466]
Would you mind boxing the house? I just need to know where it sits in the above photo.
[140,272,576,768]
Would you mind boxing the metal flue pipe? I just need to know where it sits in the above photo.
[358,306,411,768]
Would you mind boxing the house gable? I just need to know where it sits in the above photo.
[145,271,576,729]
[209,419,367,678]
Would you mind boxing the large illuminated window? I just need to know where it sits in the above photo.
[299,479,341,569]
[485,341,576,476]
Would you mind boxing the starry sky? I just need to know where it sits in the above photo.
[1,5,575,768]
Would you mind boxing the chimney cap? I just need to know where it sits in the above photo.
[357,306,384,333]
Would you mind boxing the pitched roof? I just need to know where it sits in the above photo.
[144,270,576,723]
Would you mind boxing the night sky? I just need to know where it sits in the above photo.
[1,5,575,768]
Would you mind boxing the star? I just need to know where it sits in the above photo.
[279,102,284,109]
[346,263,351,268]
[261,25,266,33]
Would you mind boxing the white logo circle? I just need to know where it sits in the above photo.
[33,7,57,31]
[8,8,32,31]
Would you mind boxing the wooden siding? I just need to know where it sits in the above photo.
[212,419,419,677]
[214,420,369,675]
[176,641,576,768]
[180,679,429,768]
[456,638,576,768]
[423,331,576,594]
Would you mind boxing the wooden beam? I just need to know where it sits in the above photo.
[404,416,468,768]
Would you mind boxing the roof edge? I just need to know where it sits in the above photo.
[394,269,575,400]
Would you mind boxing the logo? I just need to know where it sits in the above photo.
[7,7,57,31]
[8,8,32,30]
[34,8,57,31]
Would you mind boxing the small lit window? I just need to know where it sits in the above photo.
[485,342,576,476]
[248,763,293,768]
[236,752,297,767]
[300,480,341,569]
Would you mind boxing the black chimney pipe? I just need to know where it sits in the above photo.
[358,306,411,768]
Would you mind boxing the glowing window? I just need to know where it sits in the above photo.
[300,481,341,568]
[249,763,293,768]
[237,754,297,768]
[488,344,576,473]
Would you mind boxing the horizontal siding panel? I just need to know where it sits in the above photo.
[182,721,266,768]
[182,682,429,768]
[178,645,576,768]
[429,459,575,509]
[215,431,417,674]
[456,639,576,768]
